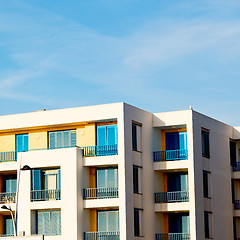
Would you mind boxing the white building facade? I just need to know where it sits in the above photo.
[0,102,239,240]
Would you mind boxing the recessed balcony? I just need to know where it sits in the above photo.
[155,233,190,240]
[31,189,61,201]
[84,231,119,240]
[0,152,17,163]
[153,149,188,162]
[83,187,118,200]
[0,192,16,204]
[155,191,189,203]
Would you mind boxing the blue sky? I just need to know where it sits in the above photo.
[1,0,240,125]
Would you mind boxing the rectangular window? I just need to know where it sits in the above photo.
[4,175,17,193]
[202,129,210,158]
[230,140,237,166]
[97,125,118,146]
[165,131,187,150]
[4,216,14,236]
[36,210,61,235]
[96,168,118,188]
[16,134,28,152]
[204,211,212,238]
[98,210,119,232]
[134,208,143,237]
[203,171,210,198]
[132,122,142,151]
[133,166,142,194]
[48,130,76,149]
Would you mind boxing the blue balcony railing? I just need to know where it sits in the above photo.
[155,191,189,203]
[83,187,118,199]
[84,231,119,240]
[82,144,118,157]
[31,189,61,201]
[0,151,17,162]
[0,192,16,203]
[156,233,190,240]
[153,149,188,162]
[232,162,240,172]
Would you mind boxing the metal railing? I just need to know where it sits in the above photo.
[82,144,118,157]
[153,149,188,162]
[83,188,118,199]
[31,189,61,201]
[232,162,240,172]
[0,151,17,162]
[156,233,190,240]
[0,192,16,203]
[155,191,189,203]
[0,234,15,237]
[84,231,120,240]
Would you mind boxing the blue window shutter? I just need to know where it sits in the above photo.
[97,126,107,146]
[97,169,106,188]
[98,211,107,231]
[58,169,61,189]
[182,214,190,233]
[16,134,23,152]
[180,173,188,191]
[49,132,56,149]
[166,132,179,150]
[37,212,44,234]
[11,179,17,193]
[32,170,41,191]
[107,125,117,145]
[23,134,29,151]
[71,130,76,146]
[108,211,119,231]
[5,216,13,235]
[179,131,187,150]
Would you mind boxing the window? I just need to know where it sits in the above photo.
[203,171,210,198]
[134,208,143,237]
[133,166,142,194]
[132,122,142,151]
[49,130,76,149]
[4,175,17,193]
[97,125,118,146]
[36,210,61,235]
[230,140,237,166]
[96,168,118,188]
[165,131,187,150]
[202,129,210,158]
[98,210,119,232]
[4,216,14,236]
[204,211,212,238]
[16,134,28,152]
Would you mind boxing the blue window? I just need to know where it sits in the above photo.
[97,125,118,146]
[165,131,187,150]
[36,210,61,235]
[97,168,118,188]
[98,210,119,232]
[167,173,188,192]
[169,213,189,234]
[49,130,76,149]
[32,169,61,191]
[16,134,28,152]
[4,216,14,236]
[4,176,17,193]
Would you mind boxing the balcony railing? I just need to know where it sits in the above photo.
[84,231,119,240]
[0,192,16,203]
[153,149,188,162]
[232,162,240,172]
[82,144,118,157]
[83,187,118,199]
[234,200,240,210]
[0,151,17,162]
[0,234,15,237]
[31,189,61,201]
[156,233,190,240]
[155,191,189,203]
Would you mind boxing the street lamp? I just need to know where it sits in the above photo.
[1,204,16,236]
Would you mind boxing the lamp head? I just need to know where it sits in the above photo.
[20,165,31,171]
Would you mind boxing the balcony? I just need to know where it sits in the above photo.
[0,151,17,162]
[156,233,190,240]
[155,191,189,203]
[83,188,118,199]
[82,144,118,157]
[0,192,16,203]
[233,162,240,172]
[84,231,119,240]
[153,149,187,162]
[31,189,61,201]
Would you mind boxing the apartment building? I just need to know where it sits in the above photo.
[0,102,239,240]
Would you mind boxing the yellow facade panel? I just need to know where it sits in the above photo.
[0,134,15,152]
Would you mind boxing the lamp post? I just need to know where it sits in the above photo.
[1,205,16,236]
[1,164,32,237]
